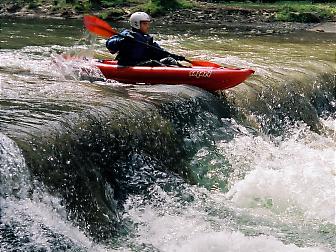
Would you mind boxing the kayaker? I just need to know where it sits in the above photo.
[106,12,184,66]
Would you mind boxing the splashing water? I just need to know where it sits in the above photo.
[223,122,335,223]
[1,18,335,252]
[121,120,335,251]
[0,133,31,199]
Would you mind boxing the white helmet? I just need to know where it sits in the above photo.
[130,12,151,29]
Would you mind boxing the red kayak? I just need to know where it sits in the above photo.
[94,60,254,91]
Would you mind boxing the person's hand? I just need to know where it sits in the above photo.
[170,53,185,61]
[148,36,154,45]
[124,34,135,41]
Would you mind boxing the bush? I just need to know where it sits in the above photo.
[99,7,125,19]
[275,3,335,22]
[151,0,182,9]
[27,1,39,9]
[100,0,124,8]
[144,0,192,15]
[200,0,336,2]
[276,10,321,22]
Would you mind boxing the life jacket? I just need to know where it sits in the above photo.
[106,29,168,66]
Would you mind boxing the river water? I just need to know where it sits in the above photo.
[0,17,335,251]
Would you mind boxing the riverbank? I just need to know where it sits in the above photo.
[0,1,335,34]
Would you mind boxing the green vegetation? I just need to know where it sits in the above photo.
[275,2,335,22]
[217,1,336,22]
[1,0,335,22]
[0,0,192,16]
[209,0,336,2]
[142,0,192,16]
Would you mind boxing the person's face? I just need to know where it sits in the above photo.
[140,21,150,33]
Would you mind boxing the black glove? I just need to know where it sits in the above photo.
[123,34,135,41]
[148,36,154,45]
[169,53,185,61]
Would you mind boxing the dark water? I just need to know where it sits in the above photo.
[0,17,335,251]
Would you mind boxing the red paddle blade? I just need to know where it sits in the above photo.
[83,15,118,38]
[189,60,222,68]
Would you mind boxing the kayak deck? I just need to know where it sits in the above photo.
[94,60,254,91]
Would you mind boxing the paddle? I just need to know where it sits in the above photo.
[83,15,222,68]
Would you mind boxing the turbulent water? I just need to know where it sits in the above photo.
[0,17,335,251]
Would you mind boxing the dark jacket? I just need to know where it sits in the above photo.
[106,29,169,66]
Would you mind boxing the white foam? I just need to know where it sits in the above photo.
[320,116,336,133]
[0,46,104,80]
[168,231,326,252]
[123,188,328,252]
[222,125,336,223]
[1,195,113,252]
[125,198,211,250]
[0,49,52,75]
